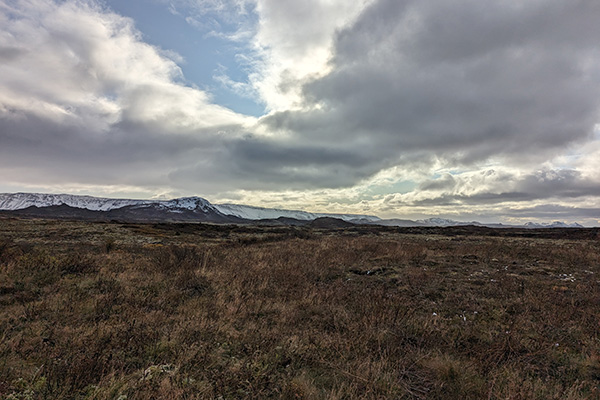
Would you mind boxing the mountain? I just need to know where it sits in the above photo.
[0,193,379,224]
[0,193,586,227]
[370,217,581,229]
[308,217,356,229]
[417,217,481,227]
[213,203,380,222]
[0,202,241,224]
[0,193,150,211]
[366,217,484,227]
[0,193,216,212]
[370,218,428,227]
[523,221,584,229]
[0,193,239,223]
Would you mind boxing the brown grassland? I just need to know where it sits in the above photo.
[0,217,599,399]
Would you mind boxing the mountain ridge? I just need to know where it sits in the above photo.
[0,192,379,223]
[0,192,585,227]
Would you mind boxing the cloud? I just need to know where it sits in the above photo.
[266,0,600,167]
[384,167,600,207]
[362,164,599,225]
[503,204,600,219]
[0,0,253,192]
[243,0,372,111]
[169,0,372,111]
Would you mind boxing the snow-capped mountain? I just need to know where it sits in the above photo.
[0,193,150,211]
[0,193,379,223]
[523,221,584,228]
[417,217,481,227]
[213,203,380,223]
[0,193,215,213]
[370,217,583,228]
[0,193,586,227]
[371,217,484,227]
[0,193,232,223]
[153,197,213,212]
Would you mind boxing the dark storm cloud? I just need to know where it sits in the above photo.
[167,136,387,190]
[515,169,600,199]
[0,110,223,186]
[262,0,600,175]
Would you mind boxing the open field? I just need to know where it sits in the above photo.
[1,218,599,399]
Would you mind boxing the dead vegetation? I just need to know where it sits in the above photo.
[0,217,599,399]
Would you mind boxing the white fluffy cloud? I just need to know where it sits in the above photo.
[0,0,252,128]
[249,0,372,111]
[173,0,373,110]
[0,0,254,193]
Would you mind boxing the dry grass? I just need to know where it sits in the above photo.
[0,218,599,399]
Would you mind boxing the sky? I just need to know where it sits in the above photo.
[1,0,600,226]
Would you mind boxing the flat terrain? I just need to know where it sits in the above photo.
[1,218,599,399]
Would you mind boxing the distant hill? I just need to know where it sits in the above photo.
[309,217,355,229]
[0,192,586,227]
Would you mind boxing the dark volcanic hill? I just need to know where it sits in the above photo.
[309,217,355,228]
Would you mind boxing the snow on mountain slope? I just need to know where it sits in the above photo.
[0,193,379,222]
[523,221,584,228]
[154,197,213,212]
[417,218,481,227]
[0,193,215,213]
[213,203,381,222]
[0,193,151,211]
